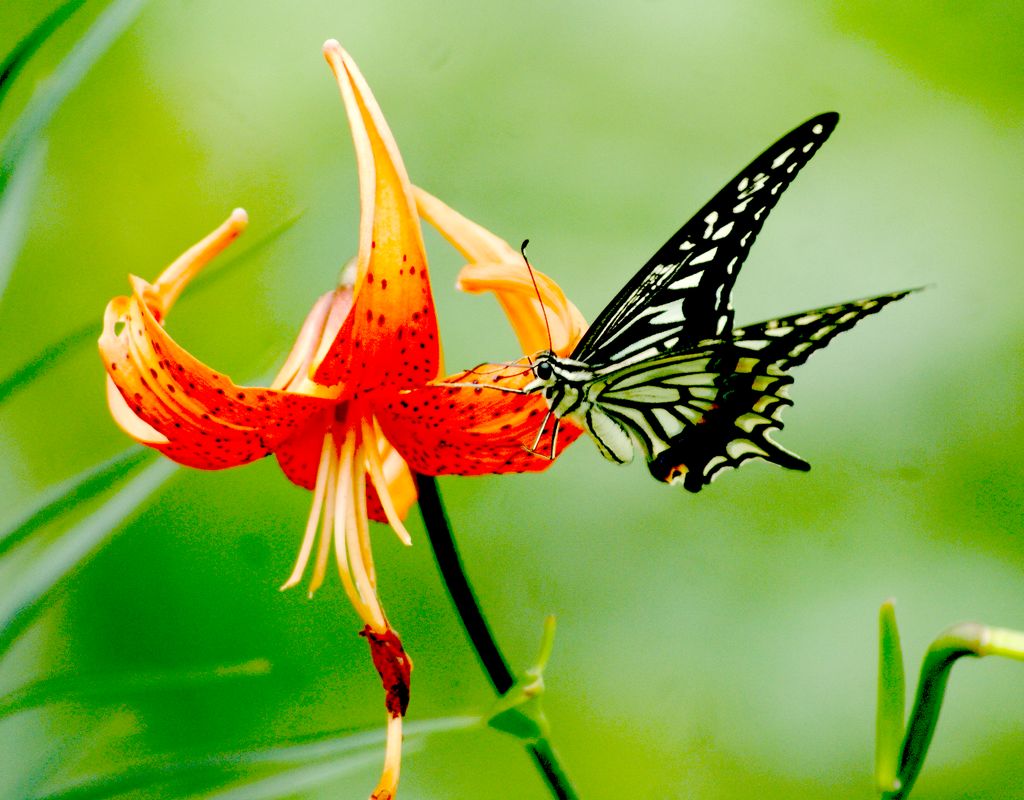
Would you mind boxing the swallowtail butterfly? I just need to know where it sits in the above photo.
[522,112,917,491]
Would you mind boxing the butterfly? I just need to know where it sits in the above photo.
[520,112,918,491]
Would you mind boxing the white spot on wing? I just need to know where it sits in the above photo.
[652,408,685,438]
[727,439,768,459]
[703,211,719,238]
[712,221,735,240]
[690,247,718,266]
[736,413,768,432]
[812,123,823,134]
[771,147,795,169]
[668,272,702,290]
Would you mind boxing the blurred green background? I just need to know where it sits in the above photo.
[1,1,1022,798]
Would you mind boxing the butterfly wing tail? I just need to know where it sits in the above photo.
[645,366,810,491]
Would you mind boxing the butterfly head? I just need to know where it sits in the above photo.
[522,350,557,396]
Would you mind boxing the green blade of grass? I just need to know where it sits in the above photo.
[884,621,1024,799]
[0,210,303,405]
[0,658,272,720]
[0,0,147,188]
[0,138,45,300]
[0,458,177,657]
[875,600,905,793]
[0,447,150,558]
[195,750,389,800]
[0,0,88,110]
[33,716,479,800]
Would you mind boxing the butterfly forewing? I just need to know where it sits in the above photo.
[572,112,840,368]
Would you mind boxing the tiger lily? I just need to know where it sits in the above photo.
[99,41,583,800]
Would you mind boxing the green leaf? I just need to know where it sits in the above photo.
[0,458,177,656]
[875,599,905,794]
[0,448,150,558]
[883,620,1024,799]
[0,209,303,405]
[0,658,271,720]
[0,0,148,188]
[0,0,88,110]
[32,716,479,800]
[0,139,45,301]
[488,616,555,743]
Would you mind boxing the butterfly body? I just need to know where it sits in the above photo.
[522,113,918,490]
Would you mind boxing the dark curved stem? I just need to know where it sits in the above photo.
[414,474,579,800]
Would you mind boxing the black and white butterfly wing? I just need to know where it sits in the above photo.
[731,289,918,370]
[577,346,801,483]
[643,289,919,491]
[571,112,839,368]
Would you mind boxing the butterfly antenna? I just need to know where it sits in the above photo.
[521,239,554,352]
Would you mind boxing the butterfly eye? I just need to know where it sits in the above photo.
[534,362,553,381]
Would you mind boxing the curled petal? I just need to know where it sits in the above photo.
[144,208,249,321]
[314,42,441,391]
[99,280,331,471]
[377,364,583,476]
[415,187,587,357]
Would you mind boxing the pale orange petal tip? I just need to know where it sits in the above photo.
[228,207,249,229]
[322,39,344,60]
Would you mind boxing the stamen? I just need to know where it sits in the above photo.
[149,208,248,319]
[280,434,333,590]
[307,435,339,596]
[361,417,413,546]
[332,430,367,616]
[371,714,403,800]
[348,442,386,631]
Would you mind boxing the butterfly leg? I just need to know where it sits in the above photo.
[547,418,562,461]
[523,409,558,460]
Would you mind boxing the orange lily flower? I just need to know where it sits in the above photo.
[99,41,583,799]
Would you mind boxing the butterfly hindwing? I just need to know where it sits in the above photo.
[640,290,918,490]
[571,112,840,368]
[577,346,804,489]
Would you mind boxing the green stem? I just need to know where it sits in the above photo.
[414,473,580,800]
[883,622,1024,799]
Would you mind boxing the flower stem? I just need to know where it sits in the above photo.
[881,622,1024,800]
[414,474,579,800]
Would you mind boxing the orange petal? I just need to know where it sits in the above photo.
[415,187,587,357]
[313,42,441,391]
[99,280,332,471]
[376,364,583,475]
[144,209,249,321]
